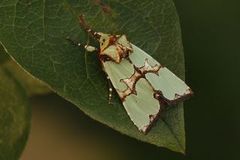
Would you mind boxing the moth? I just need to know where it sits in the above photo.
[67,15,193,134]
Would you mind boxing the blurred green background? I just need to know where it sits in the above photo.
[21,0,240,159]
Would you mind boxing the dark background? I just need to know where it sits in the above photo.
[21,0,240,159]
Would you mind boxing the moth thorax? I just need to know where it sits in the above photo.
[99,34,133,63]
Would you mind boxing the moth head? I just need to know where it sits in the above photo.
[97,32,111,50]
[98,33,133,63]
[98,33,121,50]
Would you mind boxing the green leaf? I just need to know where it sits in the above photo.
[3,60,51,96]
[0,0,186,153]
[0,68,31,160]
[0,43,51,96]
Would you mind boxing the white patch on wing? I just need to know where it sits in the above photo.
[103,59,134,91]
[129,44,191,102]
[123,78,160,133]
[128,44,158,67]
[146,68,191,100]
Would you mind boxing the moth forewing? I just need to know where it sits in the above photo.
[116,35,132,51]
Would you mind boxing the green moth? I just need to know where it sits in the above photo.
[68,15,193,134]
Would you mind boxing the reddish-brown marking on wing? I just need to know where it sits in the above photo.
[118,58,161,101]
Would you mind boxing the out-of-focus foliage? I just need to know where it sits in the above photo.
[0,68,31,160]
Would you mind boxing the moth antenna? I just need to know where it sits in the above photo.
[79,15,101,40]
[66,36,82,47]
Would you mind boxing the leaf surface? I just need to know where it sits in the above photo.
[0,44,51,96]
[4,60,51,96]
[0,0,186,153]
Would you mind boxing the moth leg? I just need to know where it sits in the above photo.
[107,76,113,104]
[66,37,98,53]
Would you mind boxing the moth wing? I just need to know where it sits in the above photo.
[129,44,192,103]
[102,59,134,92]
[123,78,160,133]
[100,45,121,62]
[116,35,132,50]
[102,60,161,133]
